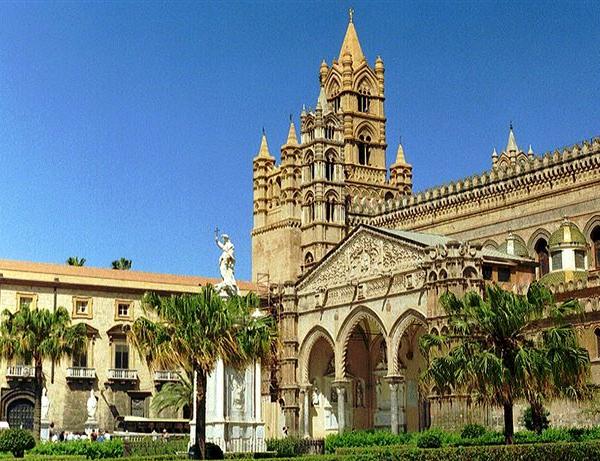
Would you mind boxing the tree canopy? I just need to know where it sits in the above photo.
[111,258,132,270]
[0,305,87,439]
[420,282,590,443]
[130,285,275,458]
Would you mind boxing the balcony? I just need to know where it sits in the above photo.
[153,370,181,382]
[108,368,138,382]
[6,365,35,380]
[66,367,96,380]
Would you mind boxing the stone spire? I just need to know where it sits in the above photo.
[256,131,274,159]
[394,143,407,164]
[506,123,518,154]
[284,121,299,147]
[316,85,331,114]
[338,9,365,63]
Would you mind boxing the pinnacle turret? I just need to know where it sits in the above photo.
[338,9,365,64]
[255,131,274,160]
[284,121,299,147]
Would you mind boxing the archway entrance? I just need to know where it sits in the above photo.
[307,336,336,437]
[397,323,428,432]
[343,316,386,430]
[7,398,34,430]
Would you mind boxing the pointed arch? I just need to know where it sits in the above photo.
[388,309,427,375]
[353,67,377,93]
[299,326,336,385]
[335,306,387,379]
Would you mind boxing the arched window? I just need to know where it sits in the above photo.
[551,251,563,271]
[325,124,335,140]
[384,191,394,202]
[325,193,336,222]
[305,252,314,266]
[357,134,371,166]
[534,238,550,276]
[325,152,335,181]
[304,152,315,181]
[592,226,600,269]
[357,87,371,113]
[305,194,315,222]
[595,328,600,358]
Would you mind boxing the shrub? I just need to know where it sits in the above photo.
[415,430,442,449]
[206,442,224,460]
[29,439,124,459]
[460,424,487,439]
[523,405,550,433]
[0,428,35,458]
[124,438,188,457]
[266,437,315,457]
[325,431,411,453]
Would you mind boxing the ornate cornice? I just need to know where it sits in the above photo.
[347,137,600,228]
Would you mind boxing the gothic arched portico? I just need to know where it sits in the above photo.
[298,327,338,438]
[388,311,429,433]
[335,306,389,433]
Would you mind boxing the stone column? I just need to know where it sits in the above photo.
[254,361,262,421]
[389,382,399,434]
[301,386,311,438]
[335,385,346,434]
[398,380,406,432]
[215,359,225,420]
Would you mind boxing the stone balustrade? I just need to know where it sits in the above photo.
[6,365,35,379]
[107,368,138,380]
[66,367,96,379]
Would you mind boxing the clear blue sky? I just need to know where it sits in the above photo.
[1,1,599,281]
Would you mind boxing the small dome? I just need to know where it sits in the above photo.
[548,220,587,248]
[498,233,529,258]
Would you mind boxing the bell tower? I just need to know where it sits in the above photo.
[319,11,389,195]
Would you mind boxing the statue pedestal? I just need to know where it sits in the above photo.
[85,418,99,436]
[204,359,265,453]
[40,419,50,441]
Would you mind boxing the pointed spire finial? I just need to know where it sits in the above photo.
[506,123,518,154]
[339,8,364,62]
[284,120,299,147]
[349,7,354,23]
[257,130,272,159]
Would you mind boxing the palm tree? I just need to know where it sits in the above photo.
[111,258,132,270]
[0,305,87,440]
[151,372,193,415]
[420,282,590,444]
[130,285,274,459]
[66,256,86,266]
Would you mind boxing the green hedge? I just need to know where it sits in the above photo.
[24,455,186,461]
[123,438,188,457]
[325,431,412,453]
[29,440,124,459]
[337,440,600,461]
[265,437,319,457]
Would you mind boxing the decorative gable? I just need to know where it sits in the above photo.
[298,227,425,293]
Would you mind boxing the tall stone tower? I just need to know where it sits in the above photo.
[252,12,413,284]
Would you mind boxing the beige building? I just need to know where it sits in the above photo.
[0,259,255,433]
[252,15,600,437]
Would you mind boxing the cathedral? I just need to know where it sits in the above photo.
[252,15,600,438]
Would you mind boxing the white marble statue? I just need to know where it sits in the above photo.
[215,229,239,296]
[311,379,320,406]
[87,389,97,420]
[356,381,364,408]
[41,388,50,421]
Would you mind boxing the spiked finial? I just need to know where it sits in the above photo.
[256,131,272,159]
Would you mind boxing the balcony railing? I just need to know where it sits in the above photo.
[108,368,138,381]
[6,365,35,379]
[154,370,180,382]
[66,367,96,379]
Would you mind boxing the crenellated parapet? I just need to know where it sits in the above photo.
[347,137,600,229]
